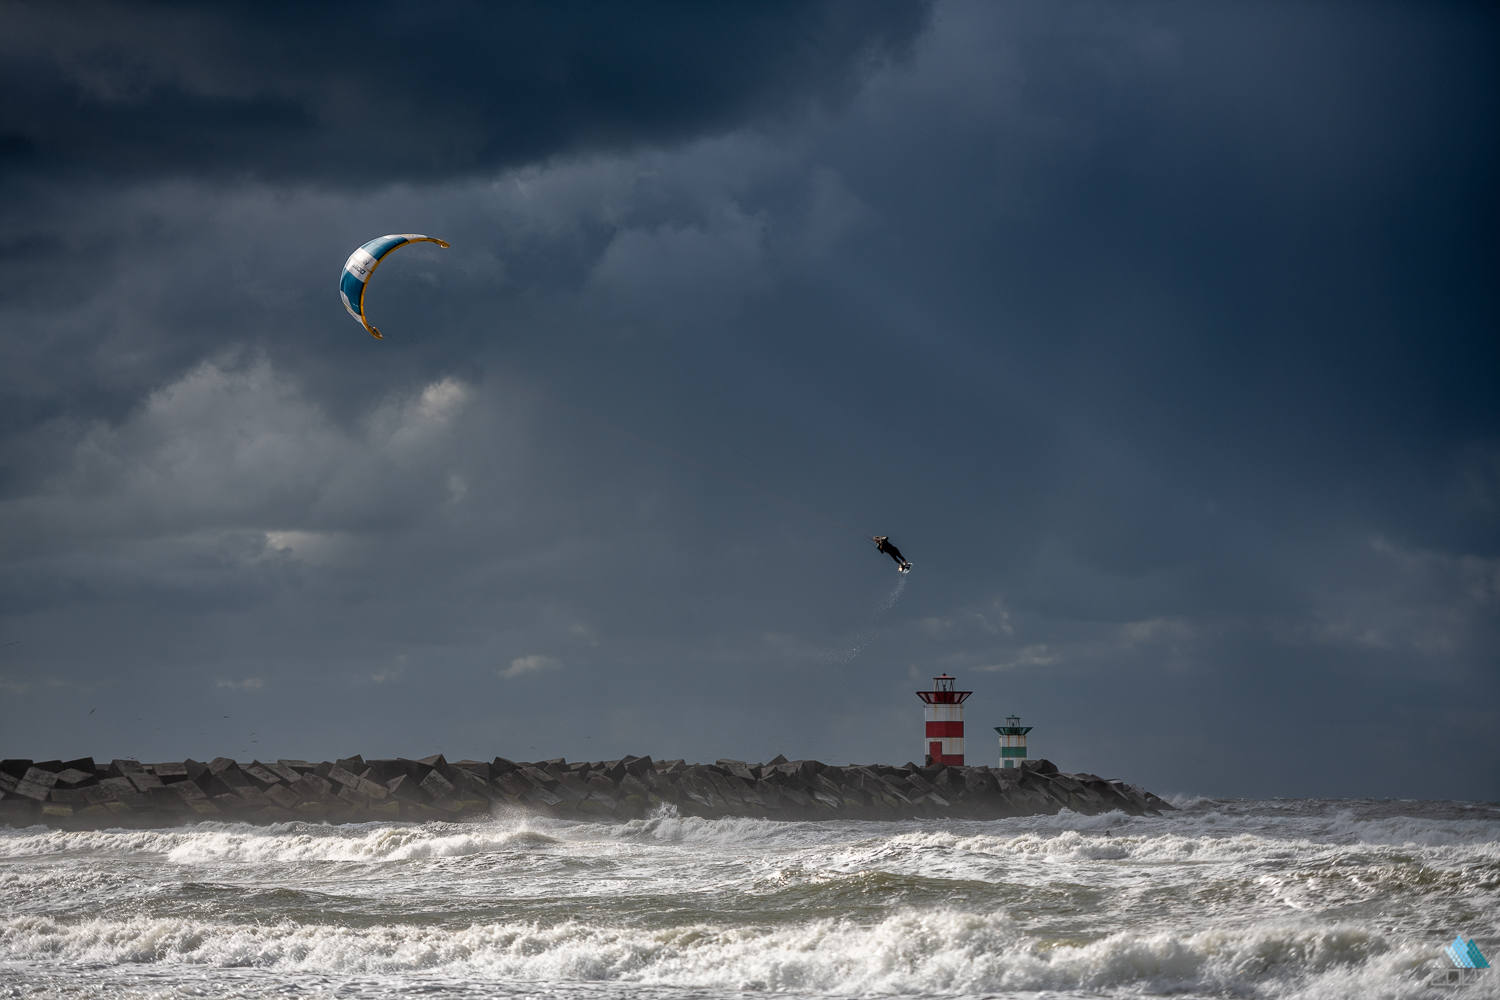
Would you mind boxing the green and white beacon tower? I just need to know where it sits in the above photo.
[994,715,1032,769]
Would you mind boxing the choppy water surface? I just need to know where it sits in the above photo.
[1,798,1496,999]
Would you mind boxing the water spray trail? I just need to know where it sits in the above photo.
[829,573,908,667]
[879,572,908,613]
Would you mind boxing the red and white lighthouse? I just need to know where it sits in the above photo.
[916,673,973,766]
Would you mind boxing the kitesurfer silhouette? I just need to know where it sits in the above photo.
[873,536,911,573]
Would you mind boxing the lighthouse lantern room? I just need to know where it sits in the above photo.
[994,714,1032,769]
[916,673,972,766]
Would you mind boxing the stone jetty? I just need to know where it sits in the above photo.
[0,754,1173,829]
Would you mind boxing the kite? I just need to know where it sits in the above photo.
[339,234,449,339]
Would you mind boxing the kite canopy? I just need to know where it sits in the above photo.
[339,234,449,339]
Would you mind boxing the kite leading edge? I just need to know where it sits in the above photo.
[339,234,450,339]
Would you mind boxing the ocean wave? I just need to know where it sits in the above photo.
[837,823,1500,873]
[166,824,565,864]
[588,808,849,850]
[0,908,1456,998]
[0,820,565,865]
[3,801,1494,998]
[5,810,1495,891]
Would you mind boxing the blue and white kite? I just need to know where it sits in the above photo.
[339,234,449,339]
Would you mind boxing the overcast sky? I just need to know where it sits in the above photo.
[1,1,1495,800]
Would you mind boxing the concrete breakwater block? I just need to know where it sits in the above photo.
[0,752,1175,829]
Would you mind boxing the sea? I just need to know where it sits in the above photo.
[0,797,1496,999]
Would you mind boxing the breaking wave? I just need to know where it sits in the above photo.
[0,820,565,864]
[0,909,1452,998]
[2,799,1495,998]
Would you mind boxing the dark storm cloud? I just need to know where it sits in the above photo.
[0,0,929,183]
[0,2,1496,799]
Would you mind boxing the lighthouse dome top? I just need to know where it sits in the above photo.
[917,672,972,704]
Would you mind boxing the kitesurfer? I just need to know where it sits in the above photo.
[873,536,911,573]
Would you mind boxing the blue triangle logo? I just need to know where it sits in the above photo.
[1446,936,1490,969]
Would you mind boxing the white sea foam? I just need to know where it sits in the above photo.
[0,820,563,865]
[0,908,1467,998]
[2,801,1495,999]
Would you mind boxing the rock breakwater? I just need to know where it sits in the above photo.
[0,753,1172,828]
